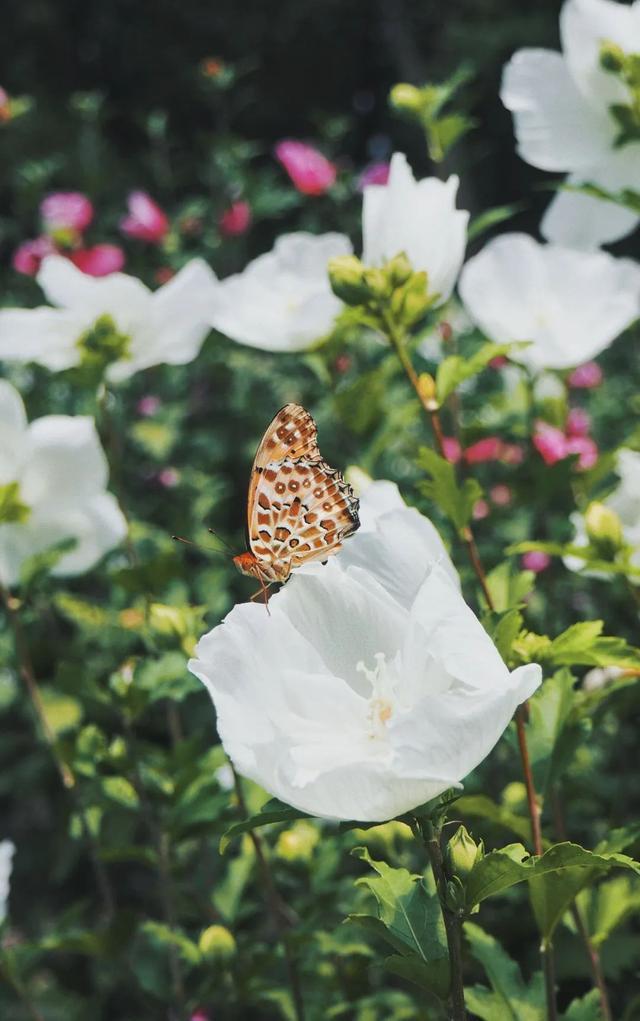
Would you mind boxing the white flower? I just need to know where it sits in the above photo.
[0,381,127,586]
[209,232,351,351]
[0,256,219,381]
[458,233,640,370]
[502,0,640,246]
[566,448,640,579]
[362,152,469,306]
[189,482,540,822]
[0,841,15,923]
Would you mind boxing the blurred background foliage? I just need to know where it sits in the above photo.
[2,2,640,1019]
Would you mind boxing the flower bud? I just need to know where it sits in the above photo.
[585,501,624,558]
[328,255,368,305]
[391,271,432,326]
[362,267,391,300]
[386,252,413,289]
[198,924,236,961]
[416,373,438,409]
[444,825,483,882]
[600,40,626,74]
[389,83,423,113]
[275,820,319,862]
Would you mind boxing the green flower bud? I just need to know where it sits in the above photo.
[600,40,626,74]
[389,83,423,113]
[362,267,391,301]
[275,820,319,862]
[444,875,466,913]
[501,781,527,813]
[417,373,438,410]
[328,255,368,305]
[585,501,624,558]
[391,271,432,326]
[385,252,413,289]
[444,825,483,882]
[199,924,236,961]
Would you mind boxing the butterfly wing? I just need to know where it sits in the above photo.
[248,457,360,581]
[251,404,320,473]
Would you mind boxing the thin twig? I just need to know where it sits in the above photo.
[1,585,115,919]
[231,766,305,1021]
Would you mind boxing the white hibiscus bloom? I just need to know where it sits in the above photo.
[209,232,351,351]
[502,0,640,246]
[566,448,640,579]
[0,256,219,381]
[458,233,640,370]
[189,482,540,822]
[0,840,14,923]
[362,152,468,306]
[0,380,126,586]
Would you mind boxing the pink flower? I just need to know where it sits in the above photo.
[533,421,568,465]
[522,551,552,573]
[567,361,603,389]
[500,443,525,465]
[154,267,175,285]
[137,395,161,417]
[0,87,11,123]
[442,436,462,464]
[463,436,503,464]
[158,467,180,488]
[219,200,252,236]
[120,191,169,243]
[472,499,490,521]
[190,1012,211,1021]
[12,236,56,276]
[274,140,337,196]
[357,161,390,190]
[69,243,125,276]
[566,407,591,437]
[41,191,93,233]
[489,355,508,369]
[565,435,598,470]
[490,484,512,507]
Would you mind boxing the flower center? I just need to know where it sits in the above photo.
[357,652,397,738]
[0,481,30,525]
[599,40,640,146]
[75,314,132,381]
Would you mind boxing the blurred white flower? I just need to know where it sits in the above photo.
[502,0,640,246]
[362,152,469,306]
[459,233,640,370]
[0,840,15,923]
[209,232,351,351]
[0,256,219,381]
[566,448,640,579]
[0,380,126,586]
[189,481,540,822]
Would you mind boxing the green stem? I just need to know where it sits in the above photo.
[423,824,467,1021]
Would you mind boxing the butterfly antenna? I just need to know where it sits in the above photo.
[207,527,239,556]
[172,535,227,557]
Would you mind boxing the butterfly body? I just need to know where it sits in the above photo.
[236,404,360,587]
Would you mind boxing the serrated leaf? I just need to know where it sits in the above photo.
[219,798,310,853]
[416,446,482,533]
[561,990,602,1021]
[464,921,544,1020]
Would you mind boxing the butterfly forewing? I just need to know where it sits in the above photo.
[246,405,360,583]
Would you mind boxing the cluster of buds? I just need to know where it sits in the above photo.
[584,501,625,560]
[599,40,640,141]
[328,251,435,329]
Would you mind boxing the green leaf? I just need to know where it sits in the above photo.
[429,112,475,159]
[351,847,449,999]
[384,952,451,999]
[0,481,30,524]
[526,669,578,795]
[219,798,310,853]
[578,874,640,948]
[464,921,544,1020]
[416,446,482,534]
[491,610,525,663]
[436,342,515,403]
[457,795,532,844]
[485,561,535,613]
[467,202,525,242]
[39,687,83,737]
[465,841,640,920]
[100,776,140,810]
[561,990,603,1020]
[135,651,201,704]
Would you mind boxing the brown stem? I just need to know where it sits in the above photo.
[424,828,467,1021]
[231,767,305,1021]
[1,586,115,919]
[552,790,612,1021]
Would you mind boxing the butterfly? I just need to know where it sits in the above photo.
[233,404,360,591]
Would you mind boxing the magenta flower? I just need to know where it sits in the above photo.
[566,407,591,438]
[565,435,598,471]
[533,421,569,466]
[472,499,490,521]
[522,551,551,573]
[69,244,125,277]
[41,192,94,234]
[490,484,512,507]
[120,191,169,243]
[567,361,603,389]
[219,200,252,236]
[463,437,503,465]
[442,436,462,464]
[274,140,337,196]
[158,467,180,488]
[357,161,390,190]
[12,236,56,276]
[137,395,161,417]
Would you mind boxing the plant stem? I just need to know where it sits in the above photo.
[231,766,305,1021]
[0,585,115,919]
[423,825,467,1021]
[1,958,45,1021]
[552,789,612,1021]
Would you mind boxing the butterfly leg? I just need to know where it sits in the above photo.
[250,576,273,615]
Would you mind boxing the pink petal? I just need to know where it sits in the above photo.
[274,140,337,196]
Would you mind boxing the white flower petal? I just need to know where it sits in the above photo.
[0,381,28,484]
[0,308,83,370]
[541,150,640,247]
[561,0,640,107]
[501,48,613,171]
[21,416,109,513]
[37,256,150,333]
[0,840,15,923]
